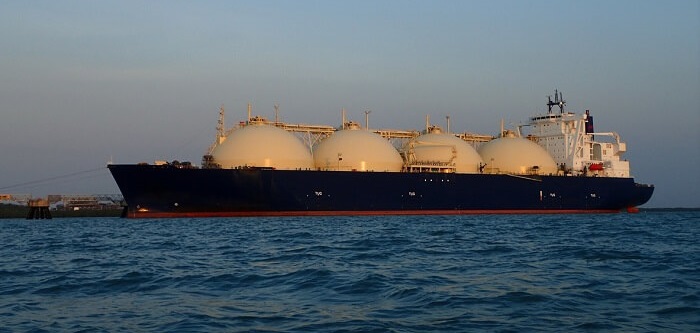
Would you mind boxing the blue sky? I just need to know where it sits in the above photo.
[1,0,698,207]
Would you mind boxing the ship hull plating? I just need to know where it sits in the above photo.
[108,164,654,218]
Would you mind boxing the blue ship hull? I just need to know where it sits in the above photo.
[108,164,654,218]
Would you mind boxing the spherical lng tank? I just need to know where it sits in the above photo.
[313,124,403,172]
[211,123,314,169]
[478,133,558,175]
[410,127,484,173]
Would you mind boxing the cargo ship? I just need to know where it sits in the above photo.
[109,91,654,218]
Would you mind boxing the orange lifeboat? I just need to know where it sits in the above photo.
[589,163,604,171]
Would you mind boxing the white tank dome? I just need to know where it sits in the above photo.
[313,125,403,172]
[410,129,484,173]
[478,134,558,175]
[211,123,313,170]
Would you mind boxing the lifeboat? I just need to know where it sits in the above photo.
[589,163,604,171]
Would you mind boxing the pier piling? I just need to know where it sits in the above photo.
[26,199,52,219]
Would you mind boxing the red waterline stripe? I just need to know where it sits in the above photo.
[125,209,623,218]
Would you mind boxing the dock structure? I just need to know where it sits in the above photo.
[26,198,52,219]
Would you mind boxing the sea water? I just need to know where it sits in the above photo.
[1,211,698,332]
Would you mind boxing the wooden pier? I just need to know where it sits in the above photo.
[27,198,52,219]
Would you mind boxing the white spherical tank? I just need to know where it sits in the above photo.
[211,123,314,170]
[478,135,558,175]
[410,131,484,173]
[313,127,403,172]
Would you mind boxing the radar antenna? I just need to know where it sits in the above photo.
[558,90,566,113]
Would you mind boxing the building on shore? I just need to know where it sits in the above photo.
[1,193,123,211]
[48,194,123,211]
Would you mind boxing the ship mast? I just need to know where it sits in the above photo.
[341,108,346,129]
[216,104,225,144]
[547,89,566,114]
[274,103,280,124]
[204,104,227,159]
[364,109,371,130]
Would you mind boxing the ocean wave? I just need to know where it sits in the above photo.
[1,212,698,332]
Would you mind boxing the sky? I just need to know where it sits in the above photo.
[1,0,698,208]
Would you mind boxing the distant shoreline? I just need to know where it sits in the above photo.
[640,207,700,212]
[0,204,122,219]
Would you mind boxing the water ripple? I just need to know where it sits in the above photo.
[0,212,698,332]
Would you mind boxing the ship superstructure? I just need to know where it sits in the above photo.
[526,90,630,177]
